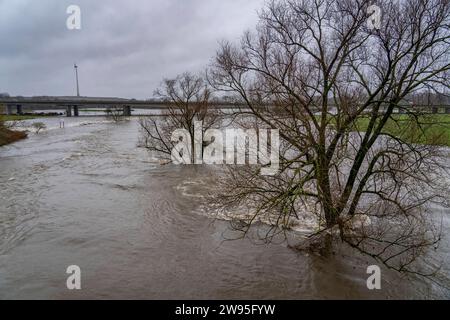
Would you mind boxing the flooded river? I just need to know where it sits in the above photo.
[0,117,449,299]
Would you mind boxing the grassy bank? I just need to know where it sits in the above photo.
[355,114,450,147]
[0,115,29,146]
[0,115,41,121]
[0,124,27,146]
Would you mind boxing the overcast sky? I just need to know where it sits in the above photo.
[0,0,263,99]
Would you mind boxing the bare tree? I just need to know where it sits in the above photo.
[209,0,450,277]
[139,72,219,163]
[105,106,126,122]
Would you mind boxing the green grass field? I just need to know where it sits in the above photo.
[355,114,450,147]
[0,115,43,121]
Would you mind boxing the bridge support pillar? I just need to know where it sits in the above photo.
[66,106,72,117]
[6,104,13,115]
[16,105,23,115]
[123,105,131,116]
[73,105,79,117]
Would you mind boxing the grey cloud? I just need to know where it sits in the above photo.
[0,0,263,98]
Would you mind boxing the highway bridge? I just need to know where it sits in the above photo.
[0,96,449,117]
[0,96,240,117]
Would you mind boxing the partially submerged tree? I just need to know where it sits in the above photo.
[32,122,47,134]
[209,0,450,276]
[139,72,219,163]
[105,106,126,122]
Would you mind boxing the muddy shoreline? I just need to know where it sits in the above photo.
[0,125,27,146]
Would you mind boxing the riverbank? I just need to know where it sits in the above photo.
[0,114,61,121]
[0,124,27,146]
[356,114,450,147]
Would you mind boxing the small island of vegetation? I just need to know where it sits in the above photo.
[0,116,27,146]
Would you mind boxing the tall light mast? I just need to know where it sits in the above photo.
[74,63,80,97]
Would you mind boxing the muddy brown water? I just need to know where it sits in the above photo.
[0,118,449,299]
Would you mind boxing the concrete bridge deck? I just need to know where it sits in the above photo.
[1,96,449,117]
[0,97,243,117]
